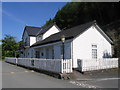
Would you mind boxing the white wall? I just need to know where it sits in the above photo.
[23,48,29,58]
[43,25,60,39]
[72,26,112,68]
[30,36,36,46]
[28,48,35,58]
[23,31,30,46]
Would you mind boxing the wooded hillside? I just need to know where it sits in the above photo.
[43,2,120,57]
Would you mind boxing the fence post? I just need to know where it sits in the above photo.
[16,58,18,65]
[81,60,83,72]
[61,59,63,73]
[70,59,72,73]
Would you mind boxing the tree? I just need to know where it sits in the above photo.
[54,2,120,29]
[1,34,20,59]
[42,18,54,28]
[0,44,2,60]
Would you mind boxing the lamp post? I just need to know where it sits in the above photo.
[61,35,65,60]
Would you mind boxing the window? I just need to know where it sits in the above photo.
[41,52,44,56]
[36,51,40,58]
[92,45,97,48]
[92,49,97,59]
[37,35,43,41]
[92,44,97,59]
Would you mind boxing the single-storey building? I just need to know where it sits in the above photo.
[20,20,113,68]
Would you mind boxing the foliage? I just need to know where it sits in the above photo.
[114,33,120,58]
[43,3,120,30]
[42,18,54,28]
[1,35,20,59]
[102,20,120,58]
[54,2,120,29]
[43,2,120,57]
[0,44,2,60]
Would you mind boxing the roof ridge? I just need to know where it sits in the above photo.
[25,25,41,29]
[64,20,96,31]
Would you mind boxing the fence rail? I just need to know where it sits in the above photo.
[5,57,72,74]
[78,58,119,72]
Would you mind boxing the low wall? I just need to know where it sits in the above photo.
[78,58,118,72]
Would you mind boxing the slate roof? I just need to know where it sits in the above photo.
[23,23,58,38]
[31,20,97,47]
[24,26,41,36]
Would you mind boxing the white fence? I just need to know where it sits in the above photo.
[78,58,119,72]
[5,57,72,74]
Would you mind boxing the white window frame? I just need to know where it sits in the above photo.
[92,44,97,59]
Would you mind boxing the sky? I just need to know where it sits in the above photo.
[2,2,67,42]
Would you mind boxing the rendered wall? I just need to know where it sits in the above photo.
[43,25,60,39]
[72,26,112,68]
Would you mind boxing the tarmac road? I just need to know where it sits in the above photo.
[2,61,120,88]
[2,61,79,88]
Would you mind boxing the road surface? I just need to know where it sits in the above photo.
[2,62,80,88]
[2,61,120,88]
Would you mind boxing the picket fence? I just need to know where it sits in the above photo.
[78,58,119,72]
[5,57,72,74]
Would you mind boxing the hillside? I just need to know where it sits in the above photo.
[102,20,120,57]
[43,2,120,57]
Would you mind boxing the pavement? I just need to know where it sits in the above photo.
[2,61,120,88]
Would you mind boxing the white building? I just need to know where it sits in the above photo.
[20,21,113,69]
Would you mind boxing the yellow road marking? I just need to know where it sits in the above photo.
[31,70,35,72]
[3,70,35,74]
[10,72,15,74]
[24,71,29,72]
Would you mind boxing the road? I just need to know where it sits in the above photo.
[69,68,120,88]
[2,61,79,88]
[2,61,120,88]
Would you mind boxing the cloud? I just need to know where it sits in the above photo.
[1,9,27,24]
